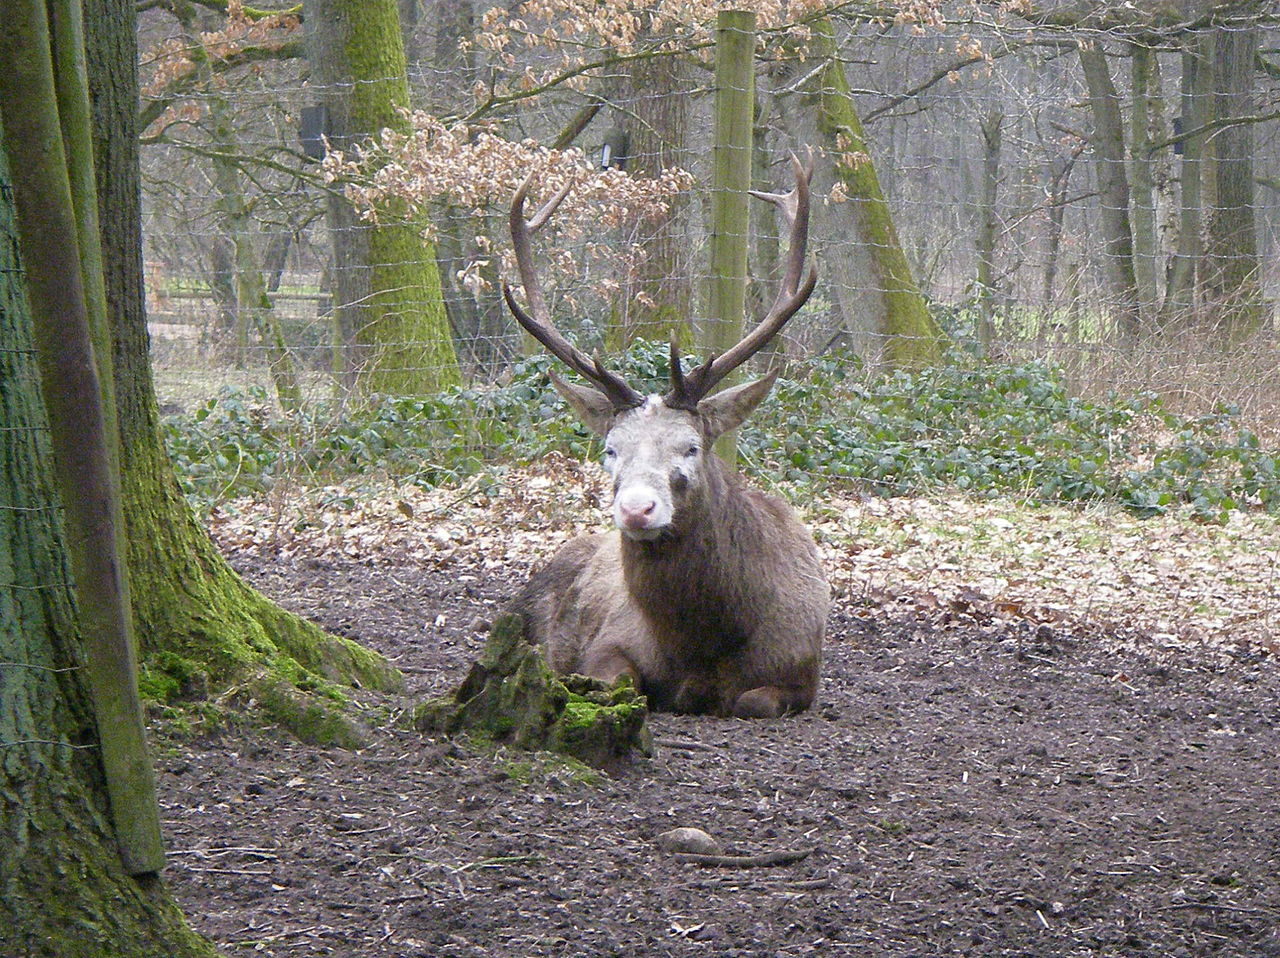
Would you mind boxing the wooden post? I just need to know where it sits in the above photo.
[707,9,755,463]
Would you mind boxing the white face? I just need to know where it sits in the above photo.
[602,397,705,541]
[550,372,776,541]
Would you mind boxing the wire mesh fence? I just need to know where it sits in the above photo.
[133,3,1280,652]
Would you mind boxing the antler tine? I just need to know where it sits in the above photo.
[504,173,643,410]
[749,148,815,301]
[675,151,818,405]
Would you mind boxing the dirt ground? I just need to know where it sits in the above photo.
[156,535,1280,957]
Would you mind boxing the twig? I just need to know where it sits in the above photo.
[654,737,717,752]
[673,848,816,869]
[230,924,322,947]
[447,854,540,874]
[1162,902,1278,916]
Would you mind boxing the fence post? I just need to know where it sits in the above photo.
[707,8,756,463]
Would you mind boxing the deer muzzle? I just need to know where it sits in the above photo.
[613,485,669,540]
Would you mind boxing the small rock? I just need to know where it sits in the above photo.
[469,615,492,634]
[655,827,722,856]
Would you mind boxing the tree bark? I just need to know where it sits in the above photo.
[1163,32,1211,322]
[1041,142,1083,315]
[799,19,943,369]
[1203,12,1263,340]
[0,112,216,958]
[305,0,460,395]
[1129,42,1160,322]
[0,0,164,877]
[86,0,403,741]
[611,46,693,346]
[1078,42,1141,339]
[707,9,756,465]
[975,111,1003,354]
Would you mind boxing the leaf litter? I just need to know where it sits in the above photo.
[153,457,1280,956]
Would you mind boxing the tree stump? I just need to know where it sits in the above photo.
[413,614,651,770]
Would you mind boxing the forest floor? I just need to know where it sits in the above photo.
[156,461,1280,957]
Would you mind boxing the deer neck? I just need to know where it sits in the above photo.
[618,457,749,630]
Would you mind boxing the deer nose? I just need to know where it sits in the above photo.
[616,493,658,530]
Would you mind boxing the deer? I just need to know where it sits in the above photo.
[503,154,828,719]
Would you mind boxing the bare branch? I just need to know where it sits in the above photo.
[668,152,818,407]
[504,176,643,410]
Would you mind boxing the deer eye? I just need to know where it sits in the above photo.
[684,444,701,458]
[603,446,617,460]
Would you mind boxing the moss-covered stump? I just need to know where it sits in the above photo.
[414,614,651,770]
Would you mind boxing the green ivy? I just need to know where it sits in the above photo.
[162,343,1280,520]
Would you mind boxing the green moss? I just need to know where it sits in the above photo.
[2,775,219,958]
[137,651,209,703]
[338,0,459,396]
[807,19,943,369]
[250,674,367,749]
[501,759,535,785]
[121,450,402,747]
[415,614,651,770]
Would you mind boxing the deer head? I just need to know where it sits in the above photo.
[503,154,817,541]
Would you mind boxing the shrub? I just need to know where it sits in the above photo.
[162,344,1280,519]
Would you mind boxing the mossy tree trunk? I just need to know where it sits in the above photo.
[706,9,755,465]
[84,0,402,741]
[305,0,460,396]
[0,0,163,877]
[799,19,943,370]
[0,111,216,958]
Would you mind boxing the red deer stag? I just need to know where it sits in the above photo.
[504,155,828,719]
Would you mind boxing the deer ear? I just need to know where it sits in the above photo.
[698,371,778,439]
[550,371,615,436]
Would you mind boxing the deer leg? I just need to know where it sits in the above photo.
[673,673,720,715]
[732,674,818,719]
[732,686,788,719]
[579,647,643,691]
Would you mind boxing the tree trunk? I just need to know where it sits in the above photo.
[1079,42,1141,339]
[1041,143,1083,316]
[0,0,164,877]
[426,0,507,374]
[707,9,756,465]
[799,19,943,369]
[975,110,1003,354]
[749,88,781,368]
[1129,42,1160,322]
[305,0,460,395]
[183,9,302,411]
[1203,13,1263,340]
[85,0,403,742]
[611,46,693,346]
[0,109,217,958]
[1163,32,1211,322]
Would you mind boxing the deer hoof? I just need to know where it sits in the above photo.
[732,687,786,719]
[674,675,719,714]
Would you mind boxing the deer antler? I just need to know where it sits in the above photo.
[665,151,818,410]
[503,173,643,411]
